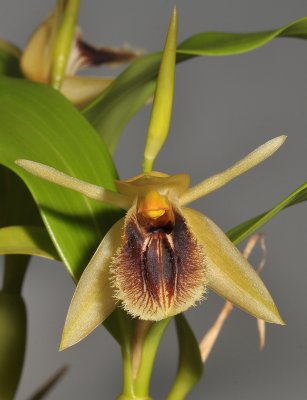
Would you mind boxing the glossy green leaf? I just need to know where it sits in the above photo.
[166,315,203,400]
[227,182,307,245]
[0,226,58,260]
[83,17,307,154]
[177,17,307,55]
[82,52,160,154]
[0,77,122,280]
[0,39,22,78]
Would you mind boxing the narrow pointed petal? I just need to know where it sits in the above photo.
[60,75,113,107]
[142,8,178,172]
[180,135,287,205]
[60,218,124,350]
[183,208,284,324]
[15,160,132,209]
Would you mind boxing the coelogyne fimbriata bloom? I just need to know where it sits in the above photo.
[16,135,285,349]
[15,8,285,350]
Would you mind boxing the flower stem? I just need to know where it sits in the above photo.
[133,319,171,397]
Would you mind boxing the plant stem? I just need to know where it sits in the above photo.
[133,319,171,397]
[2,255,29,294]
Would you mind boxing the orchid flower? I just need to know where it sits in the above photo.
[20,0,140,107]
[15,8,284,351]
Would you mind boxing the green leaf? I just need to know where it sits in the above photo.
[82,52,160,154]
[0,39,22,78]
[227,182,307,245]
[0,77,122,280]
[0,168,42,228]
[83,17,307,154]
[0,226,58,260]
[177,17,307,56]
[166,315,203,400]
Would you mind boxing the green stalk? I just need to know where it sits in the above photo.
[133,319,171,398]
[2,255,29,294]
[0,256,29,399]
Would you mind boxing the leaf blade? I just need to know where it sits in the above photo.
[83,17,307,154]
[0,77,122,280]
[166,315,203,400]
[227,182,307,244]
[0,226,58,260]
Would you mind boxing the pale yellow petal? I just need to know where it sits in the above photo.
[60,75,113,107]
[15,160,131,210]
[180,136,286,205]
[182,208,284,324]
[20,9,60,83]
[60,218,124,350]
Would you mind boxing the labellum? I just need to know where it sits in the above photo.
[113,194,206,320]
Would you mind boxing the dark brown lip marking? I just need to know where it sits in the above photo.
[77,37,139,68]
[112,206,206,320]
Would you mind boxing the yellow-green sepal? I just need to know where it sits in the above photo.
[61,76,113,108]
[20,7,61,83]
[60,218,124,350]
[183,208,284,325]
[142,8,178,172]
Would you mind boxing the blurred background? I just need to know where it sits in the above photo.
[1,0,307,398]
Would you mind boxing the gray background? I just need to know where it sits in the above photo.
[1,0,307,399]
